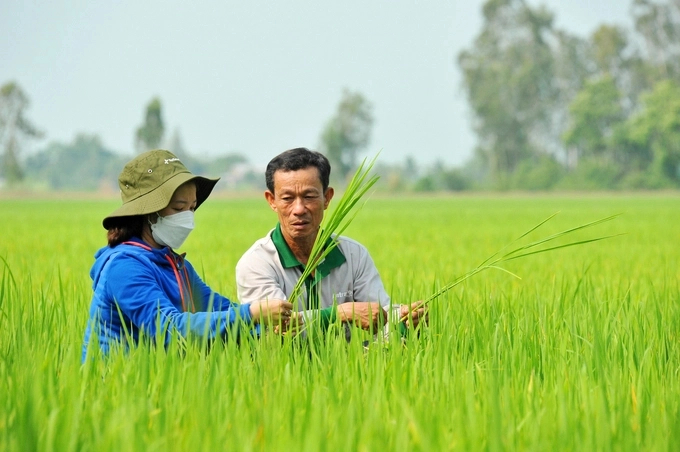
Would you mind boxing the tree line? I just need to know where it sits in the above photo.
[2,0,679,192]
[457,0,680,190]
[0,85,374,192]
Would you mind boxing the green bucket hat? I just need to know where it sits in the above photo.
[103,149,220,229]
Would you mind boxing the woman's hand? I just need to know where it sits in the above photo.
[248,299,293,325]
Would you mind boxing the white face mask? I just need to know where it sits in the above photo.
[150,210,195,250]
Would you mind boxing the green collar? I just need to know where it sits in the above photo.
[271,223,346,279]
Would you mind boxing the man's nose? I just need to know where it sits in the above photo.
[291,197,306,214]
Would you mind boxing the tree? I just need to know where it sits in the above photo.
[0,81,42,186]
[458,0,560,184]
[591,25,629,77]
[558,24,652,180]
[135,97,165,153]
[552,30,593,167]
[319,89,373,182]
[632,0,680,82]
[562,75,624,162]
[165,127,188,160]
[588,24,651,116]
[621,79,680,184]
[25,134,125,190]
[402,155,420,183]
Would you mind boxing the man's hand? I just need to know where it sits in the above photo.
[337,302,387,332]
[248,299,293,325]
[273,312,304,335]
[399,301,428,329]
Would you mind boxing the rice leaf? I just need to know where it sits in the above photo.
[505,234,625,261]
[476,211,561,268]
[420,212,621,309]
[500,214,621,260]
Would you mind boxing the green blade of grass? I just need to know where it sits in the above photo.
[419,213,621,310]
[499,214,621,260]
[504,233,626,261]
[476,212,561,268]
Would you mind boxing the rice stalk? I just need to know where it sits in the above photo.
[287,153,380,311]
[414,212,623,316]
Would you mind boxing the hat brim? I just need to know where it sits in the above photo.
[103,172,219,229]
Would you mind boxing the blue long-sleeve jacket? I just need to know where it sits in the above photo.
[82,238,253,360]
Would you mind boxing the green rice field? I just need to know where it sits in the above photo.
[1,194,679,450]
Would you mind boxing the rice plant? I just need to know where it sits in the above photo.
[1,194,679,451]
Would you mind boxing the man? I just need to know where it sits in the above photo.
[235,147,425,336]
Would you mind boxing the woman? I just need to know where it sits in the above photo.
[82,149,292,360]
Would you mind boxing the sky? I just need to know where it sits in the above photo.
[1,1,633,170]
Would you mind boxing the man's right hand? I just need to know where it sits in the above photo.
[337,302,387,332]
[399,301,428,328]
[248,299,293,325]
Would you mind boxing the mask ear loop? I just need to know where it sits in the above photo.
[148,213,160,227]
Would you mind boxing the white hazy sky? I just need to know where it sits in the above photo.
[2,1,632,169]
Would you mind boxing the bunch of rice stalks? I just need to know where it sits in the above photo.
[287,154,380,308]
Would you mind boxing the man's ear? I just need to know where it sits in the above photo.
[265,190,277,212]
[323,187,335,209]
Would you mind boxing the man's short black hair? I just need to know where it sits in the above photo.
[265,147,331,193]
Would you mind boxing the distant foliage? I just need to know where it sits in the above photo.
[457,0,680,190]
[319,89,374,185]
[618,79,680,185]
[23,135,262,192]
[24,134,126,191]
[6,1,680,193]
[135,97,165,154]
[458,0,559,181]
[0,81,43,186]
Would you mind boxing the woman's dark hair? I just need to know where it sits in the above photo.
[106,215,145,247]
[265,147,331,193]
